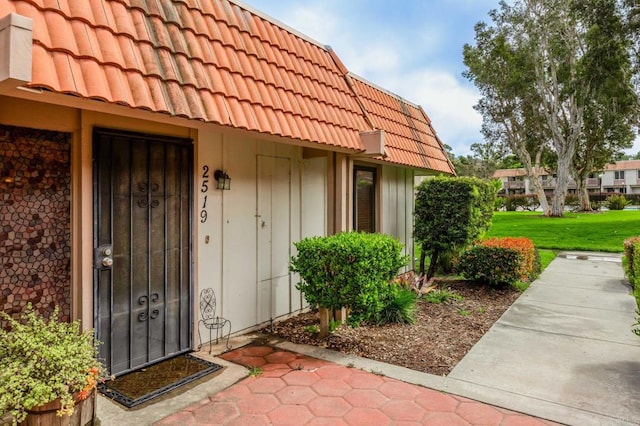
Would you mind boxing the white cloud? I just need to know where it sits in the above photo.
[247,0,484,156]
[381,70,483,155]
[280,4,339,45]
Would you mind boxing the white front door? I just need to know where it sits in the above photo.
[257,155,291,323]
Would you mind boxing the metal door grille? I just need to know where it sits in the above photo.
[93,128,193,376]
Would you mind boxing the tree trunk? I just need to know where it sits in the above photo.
[426,250,439,280]
[513,145,549,215]
[576,178,592,211]
[529,174,550,215]
[419,243,427,275]
[549,152,573,217]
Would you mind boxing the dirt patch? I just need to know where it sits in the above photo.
[262,279,521,376]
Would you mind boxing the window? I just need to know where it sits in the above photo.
[353,167,376,232]
[615,170,625,180]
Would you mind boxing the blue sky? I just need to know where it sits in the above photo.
[243,0,501,156]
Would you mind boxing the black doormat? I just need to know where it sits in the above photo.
[98,353,223,408]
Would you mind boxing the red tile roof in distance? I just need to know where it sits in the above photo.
[350,75,455,174]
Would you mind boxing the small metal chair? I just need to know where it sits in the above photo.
[197,288,231,353]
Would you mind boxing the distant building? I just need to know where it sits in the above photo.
[491,161,640,195]
[601,160,640,194]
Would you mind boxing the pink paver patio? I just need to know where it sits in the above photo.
[154,345,560,426]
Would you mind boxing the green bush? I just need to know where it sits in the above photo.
[530,248,542,282]
[290,232,408,324]
[623,236,640,336]
[0,305,105,424]
[423,287,463,304]
[504,194,540,211]
[457,237,538,286]
[606,194,629,210]
[377,288,417,325]
[414,176,496,278]
[436,248,459,275]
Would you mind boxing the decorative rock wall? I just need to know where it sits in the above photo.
[0,124,71,322]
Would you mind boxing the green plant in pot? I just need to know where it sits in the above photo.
[0,304,106,425]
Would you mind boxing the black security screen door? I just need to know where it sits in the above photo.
[93,128,193,376]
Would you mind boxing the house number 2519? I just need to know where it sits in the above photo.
[200,165,209,223]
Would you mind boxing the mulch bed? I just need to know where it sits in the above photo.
[262,279,521,376]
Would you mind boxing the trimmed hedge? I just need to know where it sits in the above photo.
[623,236,640,286]
[458,237,538,286]
[414,176,496,278]
[290,232,408,324]
[623,236,640,336]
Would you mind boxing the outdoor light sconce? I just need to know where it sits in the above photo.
[214,169,231,190]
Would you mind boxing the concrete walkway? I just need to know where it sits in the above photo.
[98,252,640,425]
[447,251,640,425]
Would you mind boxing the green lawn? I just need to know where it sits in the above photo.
[486,210,640,252]
[538,249,557,269]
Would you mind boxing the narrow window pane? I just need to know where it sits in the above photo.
[354,168,375,232]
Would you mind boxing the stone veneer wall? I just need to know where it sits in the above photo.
[0,124,71,321]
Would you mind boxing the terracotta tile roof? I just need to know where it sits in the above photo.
[493,168,528,178]
[492,167,549,178]
[2,0,369,151]
[349,75,454,174]
[1,0,453,172]
[604,160,640,171]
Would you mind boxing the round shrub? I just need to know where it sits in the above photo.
[606,194,629,210]
[457,237,537,286]
[290,232,408,324]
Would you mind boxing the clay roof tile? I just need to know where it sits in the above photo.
[10,0,450,169]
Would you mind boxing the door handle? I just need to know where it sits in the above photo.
[261,220,267,228]
[94,245,113,269]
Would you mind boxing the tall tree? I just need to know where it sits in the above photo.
[571,0,637,211]
[464,0,637,216]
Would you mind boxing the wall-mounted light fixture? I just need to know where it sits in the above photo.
[214,169,231,190]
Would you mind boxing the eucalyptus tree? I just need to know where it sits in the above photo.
[464,0,637,216]
[571,0,637,211]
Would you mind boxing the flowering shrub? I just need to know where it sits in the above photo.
[623,236,640,286]
[457,237,538,286]
[290,232,408,324]
[623,236,640,336]
[0,305,106,424]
